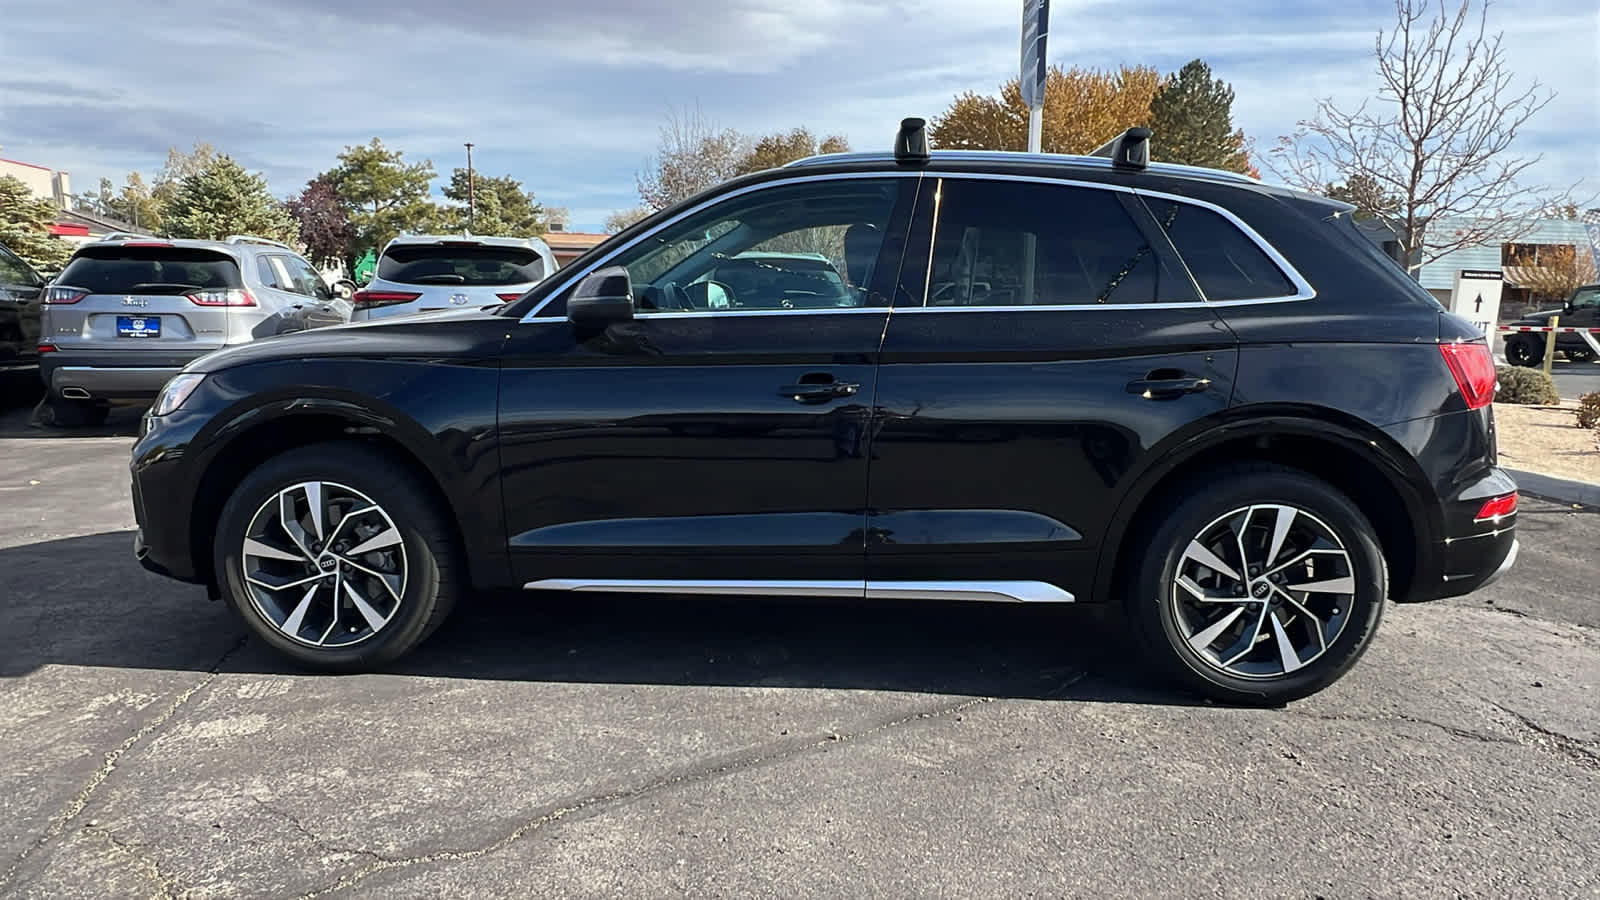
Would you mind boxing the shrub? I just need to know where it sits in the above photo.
[1576,391,1600,429]
[1495,365,1560,405]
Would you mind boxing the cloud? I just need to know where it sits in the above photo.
[1,0,1591,227]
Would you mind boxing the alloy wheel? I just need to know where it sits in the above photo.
[1171,504,1356,679]
[240,481,408,648]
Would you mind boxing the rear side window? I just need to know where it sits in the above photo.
[377,245,544,286]
[57,247,243,295]
[0,246,40,286]
[924,179,1194,306]
[1143,199,1295,300]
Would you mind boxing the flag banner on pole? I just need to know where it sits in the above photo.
[1020,0,1050,110]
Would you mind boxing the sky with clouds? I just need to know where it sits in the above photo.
[2,0,1595,230]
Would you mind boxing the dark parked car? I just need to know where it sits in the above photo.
[0,242,44,387]
[1502,283,1600,366]
[131,121,1518,704]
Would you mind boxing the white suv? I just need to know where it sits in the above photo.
[352,234,556,321]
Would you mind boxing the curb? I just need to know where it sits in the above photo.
[1507,468,1600,507]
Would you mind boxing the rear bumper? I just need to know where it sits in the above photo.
[43,349,212,399]
[1408,466,1519,602]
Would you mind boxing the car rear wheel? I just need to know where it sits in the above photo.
[1504,337,1540,368]
[213,442,462,670]
[1126,464,1387,706]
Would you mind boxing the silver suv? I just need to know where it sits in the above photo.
[352,234,555,321]
[40,235,350,425]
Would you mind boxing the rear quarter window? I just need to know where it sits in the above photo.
[57,247,243,294]
[1143,199,1296,301]
[378,245,544,286]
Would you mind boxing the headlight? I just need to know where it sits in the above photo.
[152,373,206,416]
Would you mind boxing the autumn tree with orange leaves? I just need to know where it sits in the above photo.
[929,64,1164,156]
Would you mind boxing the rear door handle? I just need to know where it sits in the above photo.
[1127,373,1211,399]
[779,379,860,403]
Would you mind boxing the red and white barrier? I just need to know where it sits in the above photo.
[1495,324,1600,355]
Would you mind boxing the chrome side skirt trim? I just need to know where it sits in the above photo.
[523,578,1074,603]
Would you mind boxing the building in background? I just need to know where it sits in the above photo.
[0,156,71,208]
[542,224,608,268]
[1419,215,1599,315]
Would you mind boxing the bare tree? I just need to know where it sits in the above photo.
[1269,0,1573,271]
[636,106,750,212]
[604,206,652,233]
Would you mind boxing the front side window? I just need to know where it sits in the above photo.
[922,179,1191,306]
[1143,198,1296,301]
[605,178,902,313]
[284,255,331,300]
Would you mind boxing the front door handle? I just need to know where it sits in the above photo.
[1127,372,1211,399]
[779,378,860,404]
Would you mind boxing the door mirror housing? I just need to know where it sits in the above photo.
[567,267,634,327]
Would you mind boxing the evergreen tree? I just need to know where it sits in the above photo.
[0,175,73,272]
[161,156,295,242]
[1145,59,1251,173]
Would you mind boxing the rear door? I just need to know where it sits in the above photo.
[864,175,1240,601]
[47,244,254,352]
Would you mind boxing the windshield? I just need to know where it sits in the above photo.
[378,245,544,286]
[1571,286,1600,308]
[56,247,243,294]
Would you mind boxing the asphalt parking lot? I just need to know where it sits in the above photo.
[1548,356,1600,401]
[1,394,1596,899]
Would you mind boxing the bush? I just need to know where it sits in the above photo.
[1576,391,1600,429]
[1495,366,1561,405]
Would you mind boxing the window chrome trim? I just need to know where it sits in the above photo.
[517,169,1314,323]
[523,578,1074,603]
[517,171,923,323]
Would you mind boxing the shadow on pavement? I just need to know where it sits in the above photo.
[0,398,146,439]
[0,531,1200,706]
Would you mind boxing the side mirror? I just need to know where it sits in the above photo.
[567,266,634,327]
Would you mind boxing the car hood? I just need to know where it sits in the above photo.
[1512,307,1563,325]
[184,305,510,374]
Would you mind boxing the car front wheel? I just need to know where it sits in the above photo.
[213,442,462,670]
[1127,464,1387,705]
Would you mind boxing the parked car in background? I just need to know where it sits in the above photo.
[0,242,45,386]
[40,234,350,425]
[1503,283,1600,366]
[130,122,1518,705]
[351,234,555,321]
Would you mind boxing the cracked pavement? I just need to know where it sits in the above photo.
[1,403,1597,898]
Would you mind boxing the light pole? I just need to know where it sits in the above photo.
[464,142,476,232]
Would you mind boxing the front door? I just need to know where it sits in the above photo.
[865,175,1245,602]
[498,174,919,590]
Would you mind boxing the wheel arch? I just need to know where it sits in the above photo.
[185,395,501,592]
[1094,406,1441,607]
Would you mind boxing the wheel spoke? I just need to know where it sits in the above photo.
[278,491,313,556]
[342,578,388,632]
[1266,506,1296,568]
[281,584,318,636]
[1263,547,1347,579]
[1183,540,1242,582]
[1221,604,1272,666]
[244,537,308,563]
[1177,574,1247,604]
[301,482,326,540]
[1269,609,1305,673]
[1274,588,1328,652]
[1188,605,1247,652]
[325,504,376,547]
[339,556,404,603]
[246,570,324,592]
[1286,575,1356,595]
[346,527,402,556]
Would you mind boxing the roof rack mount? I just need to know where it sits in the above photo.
[1089,127,1151,172]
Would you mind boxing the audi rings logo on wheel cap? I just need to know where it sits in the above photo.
[318,557,337,571]
[1252,582,1272,599]
[449,293,469,306]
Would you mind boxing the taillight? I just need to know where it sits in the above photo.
[44,286,88,304]
[1474,492,1518,522]
[187,288,256,307]
[37,343,57,354]
[496,292,525,302]
[1439,342,1496,410]
[352,289,422,310]
[122,241,173,247]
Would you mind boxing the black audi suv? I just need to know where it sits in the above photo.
[130,122,1518,704]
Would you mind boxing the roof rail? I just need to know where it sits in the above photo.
[226,234,294,251]
[1089,127,1151,172]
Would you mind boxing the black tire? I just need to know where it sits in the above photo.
[213,441,462,670]
[1125,463,1387,706]
[48,395,110,427]
[1504,337,1540,368]
[1565,347,1595,363]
